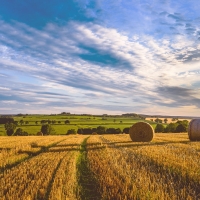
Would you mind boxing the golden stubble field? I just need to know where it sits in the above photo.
[0,133,200,200]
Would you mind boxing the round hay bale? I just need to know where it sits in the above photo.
[188,119,200,141]
[129,122,154,142]
[92,132,98,135]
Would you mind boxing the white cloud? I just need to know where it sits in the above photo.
[2,100,17,104]
[0,86,10,90]
[1,19,200,114]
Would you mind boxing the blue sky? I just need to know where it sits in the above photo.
[0,0,200,116]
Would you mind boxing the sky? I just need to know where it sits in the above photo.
[0,0,200,116]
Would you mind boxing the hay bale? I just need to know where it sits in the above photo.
[188,119,200,141]
[129,122,154,142]
[92,132,98,135]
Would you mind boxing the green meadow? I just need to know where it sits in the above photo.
[0,114,158,135]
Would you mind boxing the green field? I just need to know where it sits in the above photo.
[0,114,158,135]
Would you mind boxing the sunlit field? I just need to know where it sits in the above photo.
[0,115,157,135]
[0,133,200,200]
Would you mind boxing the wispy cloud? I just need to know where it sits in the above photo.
[0,0,200,115]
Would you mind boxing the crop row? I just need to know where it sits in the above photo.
[48,136,88,200]
[0,135,88,200]
[0,136,66,170]
[86,134,200,199]
[103,134,200,182]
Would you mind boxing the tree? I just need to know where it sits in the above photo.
[92,128,97,133]
[106,128,116,134]
[61,112,70,115]
[182,120,189,125]
[113,119,116,123]
[4,123,17,136]
[14,121,18,125]
[77,128,83,134]
[96,126,106,134]
[16,113,23,116]
[65,120,70,124]
[25,121,29,125]
[41,124,53,135]
[52,120,56,124]
[14,128,28,136]
[19,120,24,126]
[164,123,178,133]
[155,118,162,123]
[105,128,121,134]
[175,120,188,132]
[66,129,76,135]
[164,118,168,123]
[0,117,14,124]
[177,120,189,128]
[123,127,130,134]
[155,124,165,133]
[35,121,38,125]
[82,128,92,134]
[41,120,47,124]
[175,124,187,133]
[115,128,121,134]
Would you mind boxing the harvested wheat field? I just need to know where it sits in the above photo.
[0,133,200,200]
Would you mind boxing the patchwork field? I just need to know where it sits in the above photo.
[0,133,200,200]
[0,115,157,135]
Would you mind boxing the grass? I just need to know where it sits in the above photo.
[76,137,102,200]
[0,114,158,135]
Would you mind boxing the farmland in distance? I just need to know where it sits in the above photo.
[0,114,155,136]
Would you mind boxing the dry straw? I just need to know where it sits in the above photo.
[188,119,200,141]
[129,122,154,142]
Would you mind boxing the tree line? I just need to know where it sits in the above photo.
[3,123,131,136]
[155,120,189,133]
[0,117,71,125]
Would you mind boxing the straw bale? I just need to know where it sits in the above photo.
[188,119,200,141]
[129,122,154,142]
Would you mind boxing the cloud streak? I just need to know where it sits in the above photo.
[0,0,200,115]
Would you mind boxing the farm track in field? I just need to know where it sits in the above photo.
[76,137,102,200]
